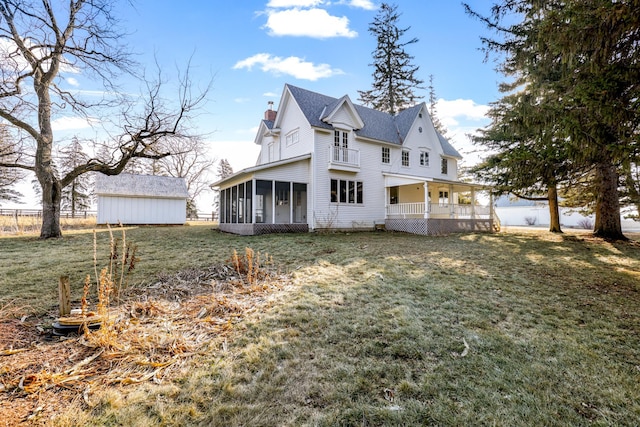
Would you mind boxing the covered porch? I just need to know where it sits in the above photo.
[383,173,498,235]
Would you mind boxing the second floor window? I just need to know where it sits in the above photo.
[382,147,390,164]
[334,130,348,148]
[420,151,429,167]
[286,130,299,147]
[441,157,448,175]
[402,150,409,167]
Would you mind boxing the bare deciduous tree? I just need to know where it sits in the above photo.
[148,136,217,218]
[0,0,209,238]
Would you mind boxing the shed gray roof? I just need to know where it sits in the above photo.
[95,173,189,199]
[285,84,462,158]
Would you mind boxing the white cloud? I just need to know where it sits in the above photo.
[51,116,98,131]
[267,0,324,7]
[233,53,344,81]
[339,0,377,10]
[437,98,490,128]
[264,8,357,38]
[263,91,279,97]
[67,77,80,87]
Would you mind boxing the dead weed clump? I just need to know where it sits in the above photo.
[0,245,288,426]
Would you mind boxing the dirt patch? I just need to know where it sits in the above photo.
[0,261,289,426]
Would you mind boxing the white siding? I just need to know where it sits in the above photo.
[97,196,186,225]
[278,101,314,160]
[255,159,310,182]
[311,130,387,230]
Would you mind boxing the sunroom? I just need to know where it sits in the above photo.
[383,173,498,235]
[213,155,311,235]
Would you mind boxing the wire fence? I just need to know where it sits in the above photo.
[0,209,215,221]
[0,209,216,235]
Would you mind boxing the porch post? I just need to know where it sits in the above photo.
[251,179,256,224]
[289,181,294,224]
[272,180,276,224]
[423,182,429,218]
[449,184,455,218]
[489,192,494,225]
[471,188,476,219]
[385,186,389,219]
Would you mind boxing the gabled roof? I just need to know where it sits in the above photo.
[284,84,462,157]
[320,95,365,129]
[95,173,189,199]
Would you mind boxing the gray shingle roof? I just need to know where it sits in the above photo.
[438,133,462,159]
[285,84,462,158]
[95,173,189,198]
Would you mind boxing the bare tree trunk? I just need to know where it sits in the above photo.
[40,177,62,238]
[548,184,562,233]
[593,158,626,240]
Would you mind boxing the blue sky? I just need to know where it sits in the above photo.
[120,0,500,171]
[11,1,503,210]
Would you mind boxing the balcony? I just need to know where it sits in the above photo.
[328,146,360,172]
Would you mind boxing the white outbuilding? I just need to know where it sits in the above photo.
[95,173,189,225]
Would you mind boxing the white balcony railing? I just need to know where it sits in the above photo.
[329,146,360,168]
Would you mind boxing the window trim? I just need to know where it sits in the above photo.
[381,146,390,164]
[441,157,449,175]
[420,150,430,167]
[401,149,410,167]
[285,129,299,147]
[330,178,364,205]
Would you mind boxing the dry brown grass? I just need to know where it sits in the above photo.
[1,225,639,426]
[0,215,96,236]
[0,245,288,426]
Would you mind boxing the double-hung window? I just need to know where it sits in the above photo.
[402,150,410,167]
[381,147,390,164]
[420,151,429,167]
[441,157,448,175]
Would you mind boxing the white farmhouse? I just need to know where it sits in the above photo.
[212,84,496,235]
[95,173,189,225]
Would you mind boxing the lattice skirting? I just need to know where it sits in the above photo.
[386,219,493,235]
[219,223,309,235]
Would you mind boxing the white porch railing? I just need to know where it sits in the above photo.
[386,203,493,219]
[386,202,425,217]
[329,146,360,167]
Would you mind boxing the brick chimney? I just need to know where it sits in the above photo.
[265,101,277,121]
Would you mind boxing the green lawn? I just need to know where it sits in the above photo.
[1,225,639,426]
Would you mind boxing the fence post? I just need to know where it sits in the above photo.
[58,276,71,317]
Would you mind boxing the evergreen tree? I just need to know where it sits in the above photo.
[213,159,233,221]
[58,137,93,217]
[465,0,640,240]
[471,89,571,233]
[358,3,423,115]
[427,74,447,136]
[0,125,23,204]
[217,159,234,179]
